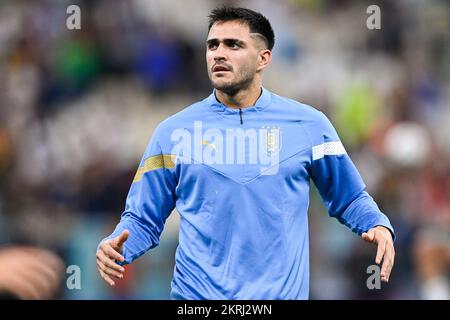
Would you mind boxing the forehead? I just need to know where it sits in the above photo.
[207,20,251,40]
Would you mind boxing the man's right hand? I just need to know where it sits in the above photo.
[96,230,129,286]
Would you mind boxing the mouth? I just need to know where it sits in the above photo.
[212,64,231,73]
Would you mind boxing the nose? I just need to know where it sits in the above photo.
[214,55,225,62]
[213,43,227,62]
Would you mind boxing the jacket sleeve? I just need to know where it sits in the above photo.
[308,112,395,239]
[100,124,177,264]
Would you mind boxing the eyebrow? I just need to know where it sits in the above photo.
[206,38,246,46]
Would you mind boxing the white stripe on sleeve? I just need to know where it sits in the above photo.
[312,141,347,160]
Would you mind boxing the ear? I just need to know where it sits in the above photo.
[256,49,272,72]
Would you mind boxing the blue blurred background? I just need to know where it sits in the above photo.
[0,0,449,299]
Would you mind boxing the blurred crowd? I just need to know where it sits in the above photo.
[0,0,448,299]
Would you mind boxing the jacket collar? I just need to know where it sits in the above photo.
[207,87,272,114]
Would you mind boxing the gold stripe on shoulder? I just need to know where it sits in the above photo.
[133,166,145,183]
[133,154,175,183]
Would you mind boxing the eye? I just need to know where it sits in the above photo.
[207,43,218,50]
[226,41,241,49]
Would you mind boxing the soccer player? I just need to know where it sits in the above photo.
[96,7,395,299]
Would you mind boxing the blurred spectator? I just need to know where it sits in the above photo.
[0,246,65,299]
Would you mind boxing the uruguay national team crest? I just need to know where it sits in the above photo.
[260,126,282,157]
[170,122,283,175]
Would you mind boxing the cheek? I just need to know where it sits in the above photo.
[206,52,214,66]
[238,55,258,73]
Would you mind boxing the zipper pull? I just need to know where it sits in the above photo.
[239,108,243,125]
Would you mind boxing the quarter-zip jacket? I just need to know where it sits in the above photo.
[103,87,394,299]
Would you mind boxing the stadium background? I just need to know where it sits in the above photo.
[0,0,449,299]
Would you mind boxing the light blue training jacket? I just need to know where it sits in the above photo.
[103,87,394,299]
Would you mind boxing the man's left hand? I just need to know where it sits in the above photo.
[362,226,395,283]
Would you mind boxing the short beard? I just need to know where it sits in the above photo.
[210,71,255,96]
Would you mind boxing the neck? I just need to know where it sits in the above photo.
[215,80,262,109]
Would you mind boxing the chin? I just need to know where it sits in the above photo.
[212,80,235,91]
